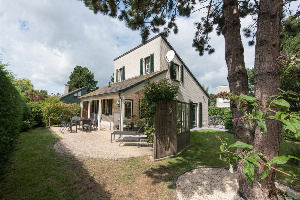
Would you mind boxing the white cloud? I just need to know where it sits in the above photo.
[1,0,297,95]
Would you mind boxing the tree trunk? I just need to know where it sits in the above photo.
[252,0,283,199]
[222,0,255,198]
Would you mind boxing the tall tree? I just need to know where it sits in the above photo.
[14,78,34,94]
[67,65,99,93]
[81,0,299,198]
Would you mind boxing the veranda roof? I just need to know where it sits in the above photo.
[79,70,167,99]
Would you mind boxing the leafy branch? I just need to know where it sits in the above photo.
[217,137,300,183]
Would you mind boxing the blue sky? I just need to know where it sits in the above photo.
[0,0,298,94]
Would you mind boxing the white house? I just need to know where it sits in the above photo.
[215,85,230,107]
[79,34,209,130]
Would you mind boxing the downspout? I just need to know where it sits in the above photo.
[118,93,123,131]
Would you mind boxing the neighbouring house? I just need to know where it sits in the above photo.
[79,34,209,131]
[215,85,230,107]
[60,84,88,104]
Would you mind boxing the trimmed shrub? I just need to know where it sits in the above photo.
[21,102,32,132]
[0,64,24,175]
[28,102,44,127]
[21,102,45,132]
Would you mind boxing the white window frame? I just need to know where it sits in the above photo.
[118,68,123,81]
[144,56,151,74]
[174,63,180,81]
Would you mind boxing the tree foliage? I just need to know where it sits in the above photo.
[280,17,300,54]
[14,78,34,94]
[67,65,99,93]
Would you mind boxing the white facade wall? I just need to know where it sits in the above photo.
[112,35,209,127]
[114,37,162,80]
[160,39,209,126]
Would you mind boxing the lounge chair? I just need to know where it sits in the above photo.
[111,122,146,145]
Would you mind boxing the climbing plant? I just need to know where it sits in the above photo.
[141,79,179,142]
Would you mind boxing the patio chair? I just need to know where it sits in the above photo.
[60,114,72,133]
[82,118,91,132]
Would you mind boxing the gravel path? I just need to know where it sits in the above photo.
[175,167,300,200]
[51,127,152,159]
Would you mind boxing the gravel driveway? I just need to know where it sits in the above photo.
[51,127,152,159]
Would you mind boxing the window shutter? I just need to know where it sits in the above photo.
[170,61,175,80]
[109,99,113,115]
[199,102,202,127]
[189,101,193,129]
[150,53,154,72]
[181,65,184,82]
[122,66,125,81]
[116,69,118,82]
[140,58,143,75]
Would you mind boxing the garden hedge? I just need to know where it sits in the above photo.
[0,65,24,175]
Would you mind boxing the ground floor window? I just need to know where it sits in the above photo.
[102,99,112,115]
[125,99,133,119]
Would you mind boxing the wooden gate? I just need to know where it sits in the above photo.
[154,100,190,160]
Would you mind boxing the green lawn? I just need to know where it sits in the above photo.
[0,128,299,200]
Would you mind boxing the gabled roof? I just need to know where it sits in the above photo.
[80,70,167,99]
[60,86,87,99]
[114,34,209,98]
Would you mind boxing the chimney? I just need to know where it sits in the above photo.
[64,84,69,95]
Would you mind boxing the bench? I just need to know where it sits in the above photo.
[111,122,146,145]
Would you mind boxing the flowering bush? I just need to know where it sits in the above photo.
[43,100,80,126]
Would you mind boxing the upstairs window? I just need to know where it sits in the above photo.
[174,63,179,81]
[140,54,154,76]
[116,66,125,82]
[73,91,81,97]
[170,61,184,82]
[144,56,151,74]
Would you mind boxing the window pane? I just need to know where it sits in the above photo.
[145,57,150,74]
[125,100,132,119]
[186,103,190,131]
[177,102,182,133]
[182,103,186,132]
